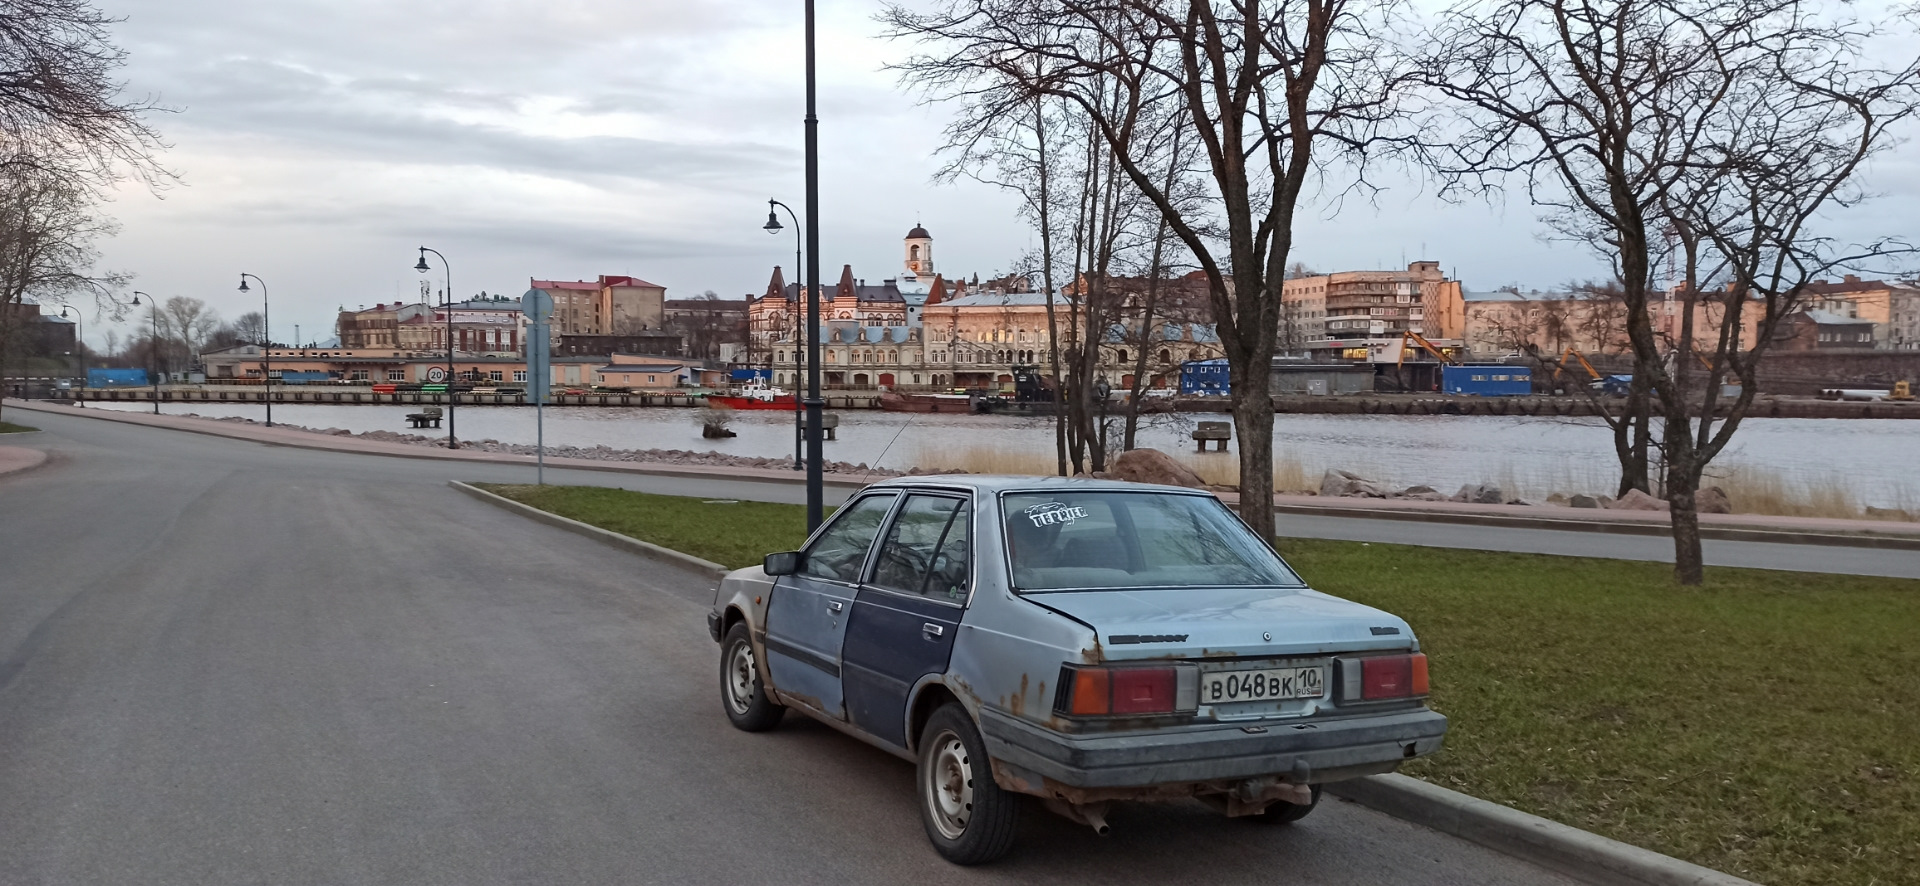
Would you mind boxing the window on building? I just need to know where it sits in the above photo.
[387,370,405,381]
[514,370,527,382]
[489,370,503,381]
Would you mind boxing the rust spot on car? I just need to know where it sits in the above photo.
[1009,674,1030,717]
[1080,636,1105,664]
[776,688,829,714]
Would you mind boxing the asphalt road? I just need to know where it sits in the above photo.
[0,411,1575,884]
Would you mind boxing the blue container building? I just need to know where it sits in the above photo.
[1179,359,1231,395]
[87,368,149,388]
[1441,364,1532,396]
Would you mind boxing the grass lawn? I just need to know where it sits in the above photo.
[479,483,1917,885]
[476,484,816,569]
[1280,538,1919,886]
[0,421,38,434]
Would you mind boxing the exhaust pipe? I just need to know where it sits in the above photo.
[1083,805,1111,836]
[1043,799,1113,835]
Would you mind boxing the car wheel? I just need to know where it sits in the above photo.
[917,703,1019,865]
[720,622,783,732]
[1250,784,1322,824]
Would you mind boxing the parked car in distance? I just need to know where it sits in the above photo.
[708,476,1447,864]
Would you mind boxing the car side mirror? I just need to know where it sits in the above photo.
[764,551,802,576]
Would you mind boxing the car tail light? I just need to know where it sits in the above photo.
[1055,664,1198,717]
[1337,653,1429,701]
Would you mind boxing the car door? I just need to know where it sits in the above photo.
[763,492,899,720]
[841,493,972,748]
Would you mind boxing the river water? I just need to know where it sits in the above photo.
[88,401,1917,508]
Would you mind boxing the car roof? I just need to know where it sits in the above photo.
[863,474,1215,496]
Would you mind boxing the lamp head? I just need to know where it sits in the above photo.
[415,249,430,273]
[236,276,249,294]
[764,207,782,234]
[61,306,71,318]
[131,293,142,305]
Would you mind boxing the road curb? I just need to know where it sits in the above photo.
[448,481,732,580]
[1326,774,1760,886]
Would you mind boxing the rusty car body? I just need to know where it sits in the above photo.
[706,475,1447,864]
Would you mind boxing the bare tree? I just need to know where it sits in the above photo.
[0,0,172,191]
[0,162,125,420]
[222,311,267,347]
[887,0,1414,541]
[155,295,218,365]
[1423,0,1920,583]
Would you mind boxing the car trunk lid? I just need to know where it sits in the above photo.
[1027,586,1415,662]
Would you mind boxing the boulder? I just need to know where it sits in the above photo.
[1449,483,1505,504]
[1108,448,1207,489]
[1569,494,1604,509]
[1865,506,1914,521]
[1608,488,1669,511]
[1695,486,1732,515]
[1319,470,1381,498]
[1400,491,1449,502]
[1397,485,1440,497]
[1506,498,1535,507]
[1546,492,1570,506]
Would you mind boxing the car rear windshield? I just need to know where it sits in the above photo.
[1000,491,1303,591]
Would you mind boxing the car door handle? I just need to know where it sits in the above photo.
[827,601,844,614]
[921,623,944,640]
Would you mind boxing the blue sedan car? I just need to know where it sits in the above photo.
[707,476,1447,864]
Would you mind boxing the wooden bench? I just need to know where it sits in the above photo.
[1192,420,1231,452]
[406,406,443,429]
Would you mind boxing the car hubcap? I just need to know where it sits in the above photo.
[926,731,973,840]
[726,641,756,715]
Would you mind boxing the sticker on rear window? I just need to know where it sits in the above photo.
[1024,501,1088,527]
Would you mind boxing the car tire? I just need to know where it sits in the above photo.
[1249,784,1322,824]
[720,622,783,732]
[917,703,1019,865]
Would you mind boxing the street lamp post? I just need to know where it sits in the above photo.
[801,0,825,530]
[132,291,161,415]
[59,307,83,407]
[414,247,456,449]
[236,275,273,427]
[765,199,804,471]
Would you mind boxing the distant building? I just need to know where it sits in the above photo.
[528,275,666,337]
[1800,275,1911,349]
[1280,262,1465,361]
[1774,309,1875,351]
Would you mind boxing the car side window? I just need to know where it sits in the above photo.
[870,495,972,601]
[800,493,898,584]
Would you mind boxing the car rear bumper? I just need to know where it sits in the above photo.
[978,706,1448,789]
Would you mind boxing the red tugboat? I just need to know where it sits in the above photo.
[704,379,797,410]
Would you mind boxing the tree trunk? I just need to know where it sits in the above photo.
[1665,444,1705,585]
[1231,359,1277,543]
[1033,98,1067,477]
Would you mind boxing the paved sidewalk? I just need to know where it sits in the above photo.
[11,398,1918,544]
[0,444,47,479]
[2,398,881,490]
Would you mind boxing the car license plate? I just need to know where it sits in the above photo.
[1201,666,1324,705]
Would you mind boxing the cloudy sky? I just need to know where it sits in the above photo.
[82,0,1919,348]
